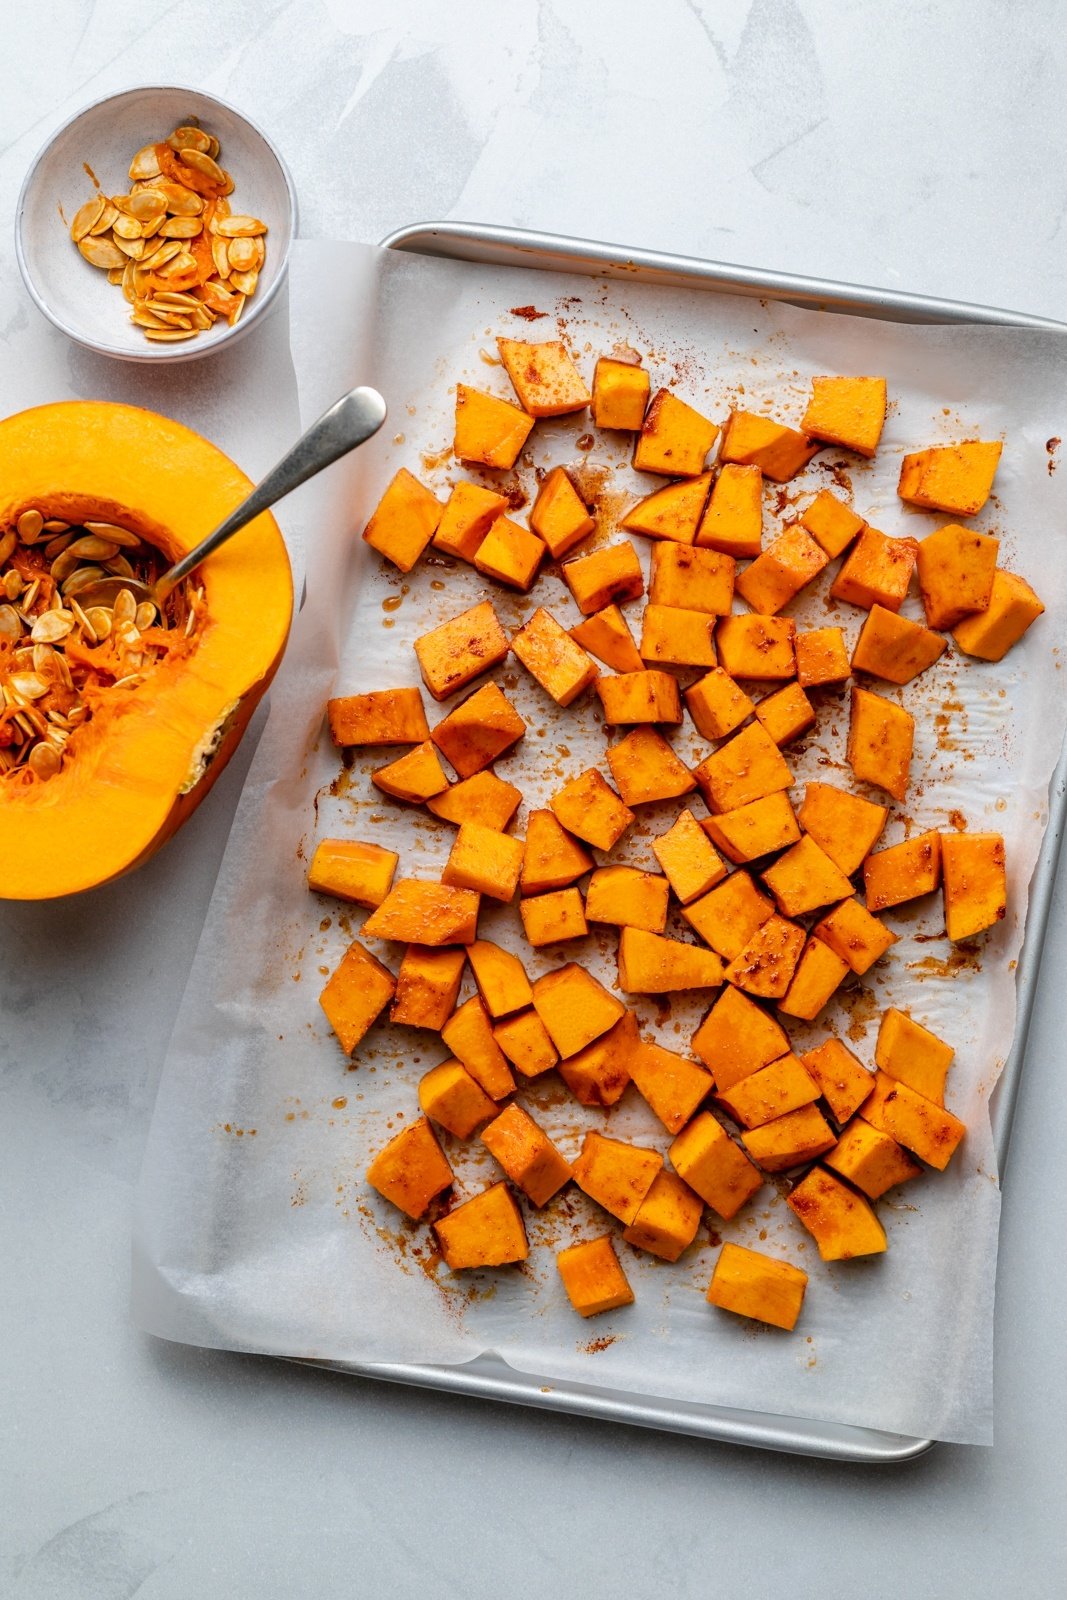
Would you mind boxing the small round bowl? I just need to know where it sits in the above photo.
[15,85,296,364]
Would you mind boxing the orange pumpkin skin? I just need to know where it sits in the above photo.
[0,401,293,899]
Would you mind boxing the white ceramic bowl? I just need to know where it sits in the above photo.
[15,84,296,363]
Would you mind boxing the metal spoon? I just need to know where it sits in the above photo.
[76,385,387,610]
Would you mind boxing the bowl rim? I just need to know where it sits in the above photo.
[14,82,298,365]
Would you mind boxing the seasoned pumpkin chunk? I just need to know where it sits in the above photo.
[649,542,736,613]
[427,770,522,831]
[362,467,443,572]
[703,792,800,864]
[362,880,480,946]
[480,1103,572,1206]
[695,721,793,813]
[606,726,696,806]
[627,1039,714,1133]
[442,820,524,902]
[801,376,887,457]
[532,964,626,1058]
[787,1165,887,1259]
[683,869,774,961]
[557,1234,635,1317]
[754,682,816,746]
[431,682,526,777]
[441,995,516,1099]
[618,927,725,993]
[716,1052,820,1129]
[367,1116,453,1220]
[520,887,588,946]
[432,480,508,563]
[328,687,429,747]
[799,488,865,558]
[953,570,1045,661]
[831,527,918,613]
[735,525,829,615]
[454,383,534,469]
[467,938,532,1018]
[633,388,720,477]
[372,740,450,803]
[418,1059,497,1139]
[670,1113,763,1219]
[391,946,466,1030]
[825,1118,922,1199]
[521,809,594,894]
[720,410,819,480]
[875,1007,954,1105]
[653,808,729,904]
[623,1170,704,1261]
[800,1037,874,1124]
[742,1105,836,1172]
[586,865,670,932]
[812,897,897,975]
[684,667,755,740]
[474,515,546,590]
[942,831,1007,940]
[569,604,644,673]
[716,614,797,680]
[846,686,914,801]
[563,541,644,615]
[621,473,712,544]
[320,939,395,1055]
[434,1182,529,1269]
[799,781,888,876]
[572,1130,663,1224]
[851,605,946,685]
[707,1242,808,1331]
[692,984,790,1090]
[696,463,763,557]
[863,1071,965,1169]
[596,670,682,726]
[778,937,850,1022]
[916,523,999,630]
[414,599,510,701]
[762,835,854,918]
[493,1008,559,1078]
[639,603,716,667]
[512,606,599,706]
[795,627,850,688]
[529,465,595,558]
[550,767,634,851]
[591,356,650,431]
[897,440,1002,516]
[556,1011,639,1107]
[863,830,942,911]
[497,336,590,416]
[308,838,398,908]
[724,914,805,1000]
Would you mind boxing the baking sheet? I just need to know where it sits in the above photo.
[132,238,1067,1445]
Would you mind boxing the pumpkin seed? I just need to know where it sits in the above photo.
[66,535,121,561]
[229,268,259,297]
[43,532,73,560]
[144,328,198,342]
[84,522,141,549]
[27,743,61,780]
[62,566,107,597]
[129,143,162,180]
[84,607,113,640]
[112,213,144,241]
[49,549,80,586]
[90,202,121,236]
[78,235,127,270]
[135,601,157,630]
[103,554,135,578]
[131,308,171,330]
[114,234,146,260]
[17,509,44,543]
[70,195,105,242]
[227,237,257,273]
[168,126,211,153]
[31,611,74,644]
[127,188,167,221]
[156,182,203,216]
[178,148,227,185]
[3,571,23,601]
[0,530,15,565]
[215,215,267,238]
[159,215,203,239]
[113,588,137,624]
[10,672,47,700]
[211,236,231,278]
[43,521,70,533]
[0,604,21,639]
[32,643,57,673]
[68,598,96,641]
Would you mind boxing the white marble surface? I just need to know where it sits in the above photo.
[2,2,1067,1594]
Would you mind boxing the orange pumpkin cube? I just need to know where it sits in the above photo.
[800,1037,874,1124]
[707,1242,808,1331]
[418,1059,498,1138]
[863,830,942,911]
[953,570,1045,661]
[696,463,763,557]
[652,808,729,904]
[493,1008,560,1079]
[319,939,396,1054]
[695,721,793,812]
[362,467,443,572]
[786,1165,887,1259]
[480,1103,572,1206]
[724,914,805,1000]
[531,964,626,1058]
[372,740,450,803]
[572,1130,663,1224]
[812,897,897,975]
[846,686,914,801]
[742,1105,836,1172]
[703,792,800,865]
[897,440,1002,516]
[557,1234,635,1317]
[852,605,946,685]
[621,473,712,544]
[715,1051,820,1129]
[942,831,1007,940]
[863,1072,965,1170]
[875,1007,954,1105]
[413,599,510,701]
[597,670,683,726]
[591,356,651,431]
[362,879,480,945]
[684,667,755,740]
[520,809,594,894]
[669,1113,763,1219]
[719,410,819,481]
[556,1011,639,1107]
[683,869,774,960]
[716,614,796,679]
[454,383,534,469]
[529,466,596,559]
[735,525,828,615]
[799,488,865,558]
[440,995,516,1099]
[586,865,670,932]
[307,838,398,908]
[778,937,850,1022]
[691,984,791,1090]
[627,1038,714,1133]
[432,480,508,563]
[569,603,645,673]
[639,603,717,667]
[762,835,853,918]
[563,540,644,615]
[391,946,466,1030]
[497,336,590,416]
[427,771,522,831]
[915,522,999,630]
[431,682,526,777]
[622,1170,704,1261]
[434,1182,529,1269]
[550,767,634,851]
[466,938,532,1018]
[801,376,887,457]
[520,887,589,946]
[830,527,918,613]
[794,626,850,687]
[328,686,429,747]
[441,821,524,902]
[606,726,696,806]
[474,515,546,590]
[618,927,725,993]
[633,389,720,477]
[825,1118,922,1199]
[753,682,816,746]
[512,606,599,706]
[649,542,736,613]
[367,1116,453,1220]
[799,781,888,875]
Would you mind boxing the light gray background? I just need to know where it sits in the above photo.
[3,2,1066,1595]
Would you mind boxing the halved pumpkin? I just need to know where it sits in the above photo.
[0,401,292,898]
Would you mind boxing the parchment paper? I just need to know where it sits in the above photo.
[132,238,1067,1445]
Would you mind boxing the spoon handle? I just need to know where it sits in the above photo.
[156,385,387,601]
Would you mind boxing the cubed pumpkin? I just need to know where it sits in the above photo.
[800,1037,874,1124]
[825,1118,922,1199]
[474,515,546,590]
[414,600,510,701]
[794,627,850,688]
[627,1038,715,1133]
[863,1072,965,1170]
[652,808,729,904]
[572,1130,663,1224]
[442,821,524,902]
[585,865,671,932]
[367,1117,454,1220]
[362,880,480,946]
[691,984,791,1090]
[707,1242,808,1331]
[497,336,590,416]
[799,488,865,558]
[618,928,725,993]
[799,781,888,875]
[556,1011,639,1107]
[830,527,918,613]
[562,541,645,615]
[941,831,1007,940]
[639,603,717,667]
[851,605,946,685]
[953,570,1045,661]
[874,1007,954,1105]
[511,606,599,706]
[897,440,1002,516]
[622,1170,704,1261]
[741,1105,836,1172]
[915,523,999,630]
[480,1104,572,1206]
[669,1113,764,1219]
[761,835,854,918]
[391,946,466,1030]
[682,869,774,960]
[715,1052,820,1129]
[550,767,634,851]
[695,721,793,813]
[529,466,596,559]
[557,1234,635,1317]
[812,897,897,975]
[531,964,626,1058]
[466,939,533,1019]
[715,614,797,680]
[702,792,800,864]
[649,542,736,613]
[786,1165,887,1259]
[319,939,396,1055]
[454,383,534,469]
[328,687,429,747]
[434,1182,529,1269]
[520,887,589,946]
[724,914,805,1000]
[591,356,650,431]
[862,830,942,911]
[719,410,819,480]
[520,809,594,894]
[753,682,816,746]
[696,463,763,557]
[372,740,450,803]
[441,995,516,1099]
[777,937,850,1022]
[621,473,712,544]
[606,726,696,805]
[431,682,526,777]
[432,480,508,563]
[597,670,683,726]
[633,389,720,476]
[734,525,828,615]
[569,604,645,673]
[418,1059,498,1139]
[801,376,887,457]
[846,686,914,801]
[427,771,523,831]
[493,1008,559,1079]
[363,467,444,572]
[684,667,755,740]
[308,838,398,908]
